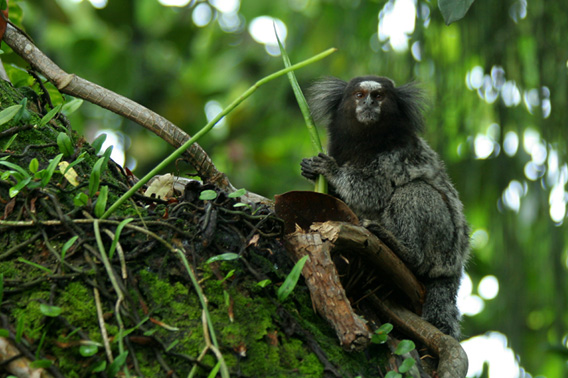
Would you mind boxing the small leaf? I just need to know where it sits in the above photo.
[233,203,250,208]
[228,188,246,198]
[92,360,106,373]
[199,189,218,200]
[0,160,29,178]
[108,218,134,259]
[61,236,79,261]
[278,255,309,301]
[39,103,62,127]
[94,185,109,218]
[384,371,402,378]
[89,157,105,198]
[438,0,476,25]
[0,328,9,337]
[58,161,80,186]
[57,132,74,157]
[0,105,22,125]
[206,253,240,264]
[62,97,84,115]
[394,339,416,355]
[91,133,107,154]
[9,176,31,198]
[13,98,30,124]
[40,303,62,317]
[41,153,64,187]
[2,133,18,151]
[79,344,98,357]
[30,359,53,369]
[107,351,128,378]
[256,279,272,288]
[371,323,393,344]
[74,192,89,207]
[29,158,39,174]
[398,357,416,373]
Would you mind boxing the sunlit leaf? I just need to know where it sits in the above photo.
[398,357,416,373]
[29,158,39,174]
[62,97,84,115]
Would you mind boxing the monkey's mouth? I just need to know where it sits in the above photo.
[356,108,380,124]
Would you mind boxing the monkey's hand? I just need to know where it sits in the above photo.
[301,153,339,181]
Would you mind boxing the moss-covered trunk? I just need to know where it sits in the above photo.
[0,78,397,377]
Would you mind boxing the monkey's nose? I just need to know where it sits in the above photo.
[364,96,375,106]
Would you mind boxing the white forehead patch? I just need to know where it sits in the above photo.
[358,80,382,91]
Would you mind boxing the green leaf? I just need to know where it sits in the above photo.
[57,132,74,157]
[62,97,84,115]
[92,360,106,373]
[15,317,24,343]
[39,103,62,127]
[438,0,476,25]
[256,279,272,288]
[199,189,218,200]
[89,157,106,197]
[17,257,53,274]
[0,329,9,337]
[0,105,22,126]
[41,153,64,187]
[9,176,31,198]
[94,185,109,218]
[107,351,128,378]
[394,339,416,355]
[74,192,89,207]
[206,253,240,264]
[28,158,39,174]
[398,357,416,373]
[228,188,246,198]
[91,133,107,154]
[79,344,99,357]
[0,160,30,178]
[61,236,79,261]
[0,0,7,11]
[277,255,309,301]
[40,303,62,317]
[384,371,402,378]
[30,359,53,369]
[371,323,393,344]
[108,218,134,259]
[2,133,18,151]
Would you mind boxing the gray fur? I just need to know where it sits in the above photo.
[301,76,470,339]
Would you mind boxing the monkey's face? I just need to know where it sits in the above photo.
[343,76,396,126]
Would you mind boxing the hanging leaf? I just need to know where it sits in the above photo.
[438,0,476,25]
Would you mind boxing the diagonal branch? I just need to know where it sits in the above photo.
[2,23,231,190]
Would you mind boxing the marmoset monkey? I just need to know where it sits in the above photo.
[301,76,470,339]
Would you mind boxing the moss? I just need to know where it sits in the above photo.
[11,291,50,341]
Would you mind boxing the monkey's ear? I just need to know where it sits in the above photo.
[307,77,347,126]
[395,82,428,133]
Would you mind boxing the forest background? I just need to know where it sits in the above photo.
[2,0,567,377]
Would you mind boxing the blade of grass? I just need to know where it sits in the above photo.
[275,27,328,194]
[101,47,336,219]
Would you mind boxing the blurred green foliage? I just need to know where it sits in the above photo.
[2,0,568,377]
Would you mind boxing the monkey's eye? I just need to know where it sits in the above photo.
[354,92,365,99]
[375,92,385,101]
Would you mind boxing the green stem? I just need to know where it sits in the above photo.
[101,47,337,219]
